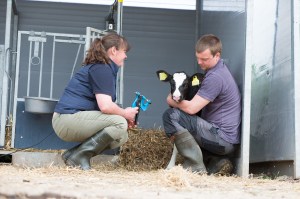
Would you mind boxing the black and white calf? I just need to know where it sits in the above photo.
[156,70,204,169]
[156,70,204,103]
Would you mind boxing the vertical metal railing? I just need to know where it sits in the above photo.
[50,36,56,99]
[0,45,5,147]
[117,0,124,107]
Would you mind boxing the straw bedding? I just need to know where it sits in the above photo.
[3,127,180,171]
[118,128,175,171]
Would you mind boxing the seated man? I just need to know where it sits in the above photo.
[162,34,241,174]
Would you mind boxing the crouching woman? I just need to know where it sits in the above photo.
[52,33,138,170]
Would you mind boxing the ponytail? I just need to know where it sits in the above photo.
[83,33,130,65]
[83,38,109,65]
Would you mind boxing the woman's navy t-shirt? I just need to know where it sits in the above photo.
[54,61,119,114]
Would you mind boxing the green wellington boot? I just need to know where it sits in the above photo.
[66,130,114,170]
[174,130,207,174]
[207,157,233,176]
[62,144,80,163]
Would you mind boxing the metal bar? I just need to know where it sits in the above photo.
[238,0,252,178]
[19,31,87,38]
[12,0,18,15]
[50,36,56,99]
[88,27,106,35]
[0,46,5,147]
[11,31,22,148]
[54,39,85,44]
[117,0,124,106]
[1,0,13,147]
[38,41,44,97]
[117,0,123,36]
[70,43,82,79]
[9,13,19,117]
[85,27,91,55]
[92,31,96,41]
[27,41,32,96]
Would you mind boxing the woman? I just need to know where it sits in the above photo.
[52,33,138,170]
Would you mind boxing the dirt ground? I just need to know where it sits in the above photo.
[0,163,300,199]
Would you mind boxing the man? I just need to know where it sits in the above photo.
[162,34,241,174]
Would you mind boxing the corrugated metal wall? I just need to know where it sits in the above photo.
[13,0,197,149]
[0,1,6,44]
[199,10,246,91]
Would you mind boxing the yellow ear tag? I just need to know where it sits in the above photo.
[159,73,168,81]
[192,76,200,86]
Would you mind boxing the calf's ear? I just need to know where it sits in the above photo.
[190,73,205,87]
[156,70,171,82]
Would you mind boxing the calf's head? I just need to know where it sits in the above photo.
[156,70,204,102]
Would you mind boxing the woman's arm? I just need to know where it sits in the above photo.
[96,93,138,122]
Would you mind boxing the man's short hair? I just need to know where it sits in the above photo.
[195,34,222,56]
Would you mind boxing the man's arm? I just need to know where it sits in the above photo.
[166,94,210,115]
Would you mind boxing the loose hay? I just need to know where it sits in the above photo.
[118,128,174,171]
[4,115,13,150]
[160,166,193,189]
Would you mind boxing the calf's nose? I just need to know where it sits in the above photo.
[172,95,181,102]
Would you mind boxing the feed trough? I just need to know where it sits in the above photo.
[23,32,83,114]
[24,96,58,114]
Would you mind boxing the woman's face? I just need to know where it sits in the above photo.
[109,46,127,67]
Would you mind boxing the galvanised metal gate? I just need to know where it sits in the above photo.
[11,28,107,149]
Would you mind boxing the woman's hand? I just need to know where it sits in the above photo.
[127,120,137,129]
[123,107,139,121]
[123,107,139,129]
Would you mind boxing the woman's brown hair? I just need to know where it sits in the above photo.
[83,33,130,65]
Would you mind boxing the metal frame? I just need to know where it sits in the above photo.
[293,0,300,179]
[238,0,252,178]
[84,27,107,54]
[12,31,86,147]
[0,45,5,147]
[117,0,124,106]
[0,0,18,147]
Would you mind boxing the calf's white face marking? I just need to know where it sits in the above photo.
[172,73,187,102]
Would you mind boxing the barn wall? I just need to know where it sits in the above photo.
[199,10,246,92]
[0,1,7,44]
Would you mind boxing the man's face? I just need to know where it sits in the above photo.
[196,48,220,71]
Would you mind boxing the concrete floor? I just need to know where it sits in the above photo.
[0,150,118,168]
